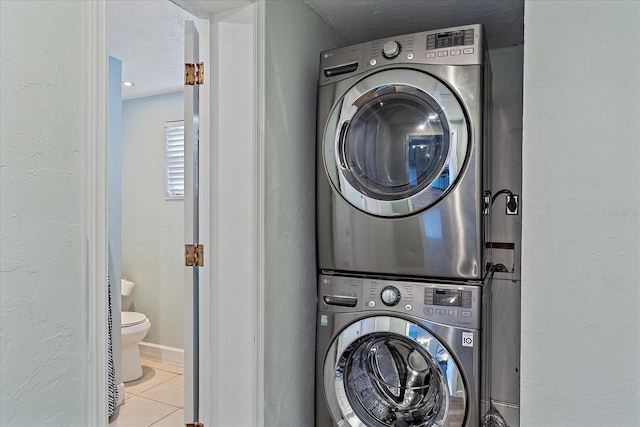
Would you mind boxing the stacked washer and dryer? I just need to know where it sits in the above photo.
[315,25,492,427]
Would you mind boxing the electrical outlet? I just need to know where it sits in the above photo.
[506,194,519,215]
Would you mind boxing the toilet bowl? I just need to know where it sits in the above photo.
[121,311,151,382]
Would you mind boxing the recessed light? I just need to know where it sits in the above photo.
[122,81,134,87]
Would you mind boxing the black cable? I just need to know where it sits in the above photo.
[491,189,513,204]
[483,262,508,281]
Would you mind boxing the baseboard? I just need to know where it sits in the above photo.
[117,382,125,407]
[139,341,184,367]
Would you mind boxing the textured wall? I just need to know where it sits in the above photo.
[263,1,343,426]
[0,1,87,425]
[121,92,184,349]
[521,1,640,426]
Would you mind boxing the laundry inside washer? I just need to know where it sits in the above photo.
[338,333,449,426]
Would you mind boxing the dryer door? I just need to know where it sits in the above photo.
[323,69,469,217]
[323,316,467,427]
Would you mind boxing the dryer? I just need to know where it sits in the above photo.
[316,274,482,427]
[316,24,491,280]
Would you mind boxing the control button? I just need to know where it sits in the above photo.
[424,308,434,315]
[381,286,401,306]
[461,311,472,317]
[436,308,447,316]
[369,58,377,66]
[450,49,461,56]
[406,53,414,60]
[382,40,401,59]
[426,34,436,49]
[426,52,436,59]
[463,48,474,54]
[368,300,376,308]
[448,309,459,317]
[437,51,448,57]
[405,304,412,311]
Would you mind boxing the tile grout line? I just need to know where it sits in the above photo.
[125,369,181,396]
[147,407,183,427]
[130,393,183,409]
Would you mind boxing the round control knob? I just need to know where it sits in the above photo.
[382,40,401,59]
[381,286,400,306]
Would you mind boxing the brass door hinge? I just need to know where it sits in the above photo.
[185,62,204,85]
[185,244,204,267]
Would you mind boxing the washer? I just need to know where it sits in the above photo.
[316,274,481,427]
[316,24,491,280]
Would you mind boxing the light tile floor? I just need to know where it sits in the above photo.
[109,358,184,427]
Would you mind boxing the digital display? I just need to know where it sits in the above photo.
[435,31,465,49]
[433,289,462,307]
[426,29,475,51]
[425,288,473,308]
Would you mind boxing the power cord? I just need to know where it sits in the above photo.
[489,188,519,214]
[491,189,513,204]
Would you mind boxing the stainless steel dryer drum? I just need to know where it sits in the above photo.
[316,24,491,280]
[316,274,482,427]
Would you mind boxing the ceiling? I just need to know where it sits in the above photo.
[108,0,194,100]
[109,0,523,100]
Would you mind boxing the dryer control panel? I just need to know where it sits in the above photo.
[319,24,485,86]
[319,274,481,329]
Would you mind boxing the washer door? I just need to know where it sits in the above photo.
[323,316,467,427]
[323,69,469,217]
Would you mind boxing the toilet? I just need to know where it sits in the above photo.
[120,279,151,382]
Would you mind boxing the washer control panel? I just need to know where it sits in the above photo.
[319,274,481,329]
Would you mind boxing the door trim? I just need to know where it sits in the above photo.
[195,17,212,426]
[85,1,108,426]
[208,3,263,425]
[253,1,266,424]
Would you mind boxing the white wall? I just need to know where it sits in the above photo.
[263,1,343,425]
[0,1,87,425]
[121,92,184,349]
[521,2,640,426]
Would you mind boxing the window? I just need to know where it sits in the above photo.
[165,120,185,199]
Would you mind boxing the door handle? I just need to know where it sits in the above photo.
[323,294,358,307]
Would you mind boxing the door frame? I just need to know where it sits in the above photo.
[85,1,265,425]
[85,1,108,425]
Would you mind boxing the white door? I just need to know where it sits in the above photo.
[184,19,203,425]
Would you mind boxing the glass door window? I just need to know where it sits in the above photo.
[324,69,469,217]
[344,89,449,201]
[324,316,467,427]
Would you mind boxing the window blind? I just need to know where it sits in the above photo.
[165,120,185,199]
